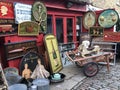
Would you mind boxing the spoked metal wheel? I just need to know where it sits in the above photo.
[83,62,99,77]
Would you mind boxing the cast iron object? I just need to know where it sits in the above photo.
[83,62,99,77]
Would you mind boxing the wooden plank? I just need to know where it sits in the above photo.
[104,32,120,42]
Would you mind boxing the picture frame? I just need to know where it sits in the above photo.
[89,26,104,36]
[0,24,17,37]
[18,21,39,36]
[44,34,63,73]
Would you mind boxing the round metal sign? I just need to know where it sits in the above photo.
[98,9,119,28]
[32,1,47,33]
[83,11,96,30]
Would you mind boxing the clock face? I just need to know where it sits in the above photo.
[83,11,96,30]
[98,9,119,28]
[32,1,47,33]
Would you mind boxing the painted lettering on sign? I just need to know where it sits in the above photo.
[14,2,32,24]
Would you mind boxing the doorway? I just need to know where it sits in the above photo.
[55,16,74,44]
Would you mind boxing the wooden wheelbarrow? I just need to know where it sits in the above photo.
[65,51,113,77]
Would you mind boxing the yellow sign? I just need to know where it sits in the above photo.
[44,34,63,73]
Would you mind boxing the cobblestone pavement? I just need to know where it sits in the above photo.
[72,63,120,90]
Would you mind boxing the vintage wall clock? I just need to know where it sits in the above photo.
[98,9,119,28]
[32,1,47,33]
[83,11,96,30]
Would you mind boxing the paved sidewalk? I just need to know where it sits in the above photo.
[50,64,86,90]
[73,63,120,90]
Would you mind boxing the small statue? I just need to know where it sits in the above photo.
[22,63,32,79]
[31,59,50,79]
[78,40,100,57]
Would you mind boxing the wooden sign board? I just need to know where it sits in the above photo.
[0,24,17,37]
[18,21,39,36]
[4,40,38,60]
[0,19,14,24]
[44,34,63,74]
[89,26,104,36]
[104,32,120,42]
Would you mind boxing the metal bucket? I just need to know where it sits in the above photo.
[5,72,22,86]
[8,84,27,90]
[32,78,50,90]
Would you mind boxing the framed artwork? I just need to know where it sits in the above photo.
[0,24,17,37]
[98,9,119,28]
[89,26,104,36]
[44,34,63,73]
[83,11,96,30]
[0,1,14,19]
[32,1,47,33]
[4,40,38,60]
[18,21,39,36]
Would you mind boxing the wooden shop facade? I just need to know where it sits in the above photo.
[0,0,118,70]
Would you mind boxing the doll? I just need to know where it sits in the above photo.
[22,63,32,79]
[31,59,50,79]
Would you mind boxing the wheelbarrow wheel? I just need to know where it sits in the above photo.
[83,62,99,77]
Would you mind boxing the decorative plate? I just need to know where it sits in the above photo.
[98,9,119,28]
[32,1,47,33]
[83,11,96,30]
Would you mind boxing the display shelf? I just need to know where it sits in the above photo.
[59,42,75,52]
[92,41,117,65]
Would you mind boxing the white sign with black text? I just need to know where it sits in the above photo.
[14,2,32,24]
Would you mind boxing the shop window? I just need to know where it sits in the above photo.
[67,18,73,42]
[76,16,82,42]
[56,18,63,43]
[47,15,53,34]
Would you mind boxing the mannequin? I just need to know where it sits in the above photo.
[31,59,50,79]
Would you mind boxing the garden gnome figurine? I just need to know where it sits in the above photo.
[31,59,50,79]
[22,63,32,79]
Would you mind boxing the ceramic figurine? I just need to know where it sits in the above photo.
[22,63,32,79]
[78,40,100,57]
[31,59,50,79]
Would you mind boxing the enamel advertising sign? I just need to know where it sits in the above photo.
[0,2,14,19]
[14,2,32,24]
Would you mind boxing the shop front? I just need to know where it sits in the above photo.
[0,0,89,69]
